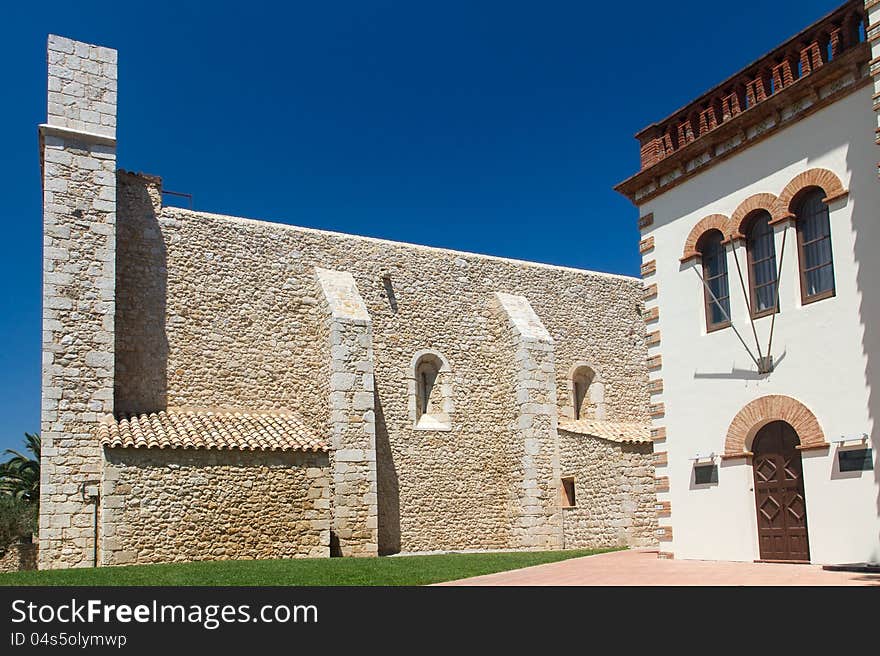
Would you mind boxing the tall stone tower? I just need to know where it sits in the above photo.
[38,35,117,569]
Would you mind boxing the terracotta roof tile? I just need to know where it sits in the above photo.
[558,418,651,444]
[98,408,327,453]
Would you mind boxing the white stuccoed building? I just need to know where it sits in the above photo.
[616,0,880,564]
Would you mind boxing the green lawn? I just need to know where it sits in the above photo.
[0,548,618,586]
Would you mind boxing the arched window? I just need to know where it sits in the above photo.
[697,230,730,331]
[568,363,605,420]
[796,189,835,304]
[572,367,593,420]
[745,211,779,318]
[416,357,440,419]
[407,350,452,430]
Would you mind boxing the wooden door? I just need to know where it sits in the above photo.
[752,421,810,562]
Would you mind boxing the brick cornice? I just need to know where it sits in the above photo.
[616,41,870,205]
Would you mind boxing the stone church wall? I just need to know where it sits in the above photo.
[114,173,654,555]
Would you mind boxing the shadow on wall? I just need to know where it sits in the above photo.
[375,380,401,555]
[848,121,880,564]
[114,173,169,414]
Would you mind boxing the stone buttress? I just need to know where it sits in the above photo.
[491,292,563,550]
[314,268,379,556]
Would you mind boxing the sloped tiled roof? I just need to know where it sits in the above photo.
[98,408,327,452]
[557,418,651,444]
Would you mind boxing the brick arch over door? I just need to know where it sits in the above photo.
[724,394,827,457]
[680,214,731,262]
[730,192,783,237]
[777,168,848,218]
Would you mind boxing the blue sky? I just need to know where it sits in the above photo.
[1,0,838,452]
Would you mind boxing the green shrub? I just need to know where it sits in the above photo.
[0,497,37,554]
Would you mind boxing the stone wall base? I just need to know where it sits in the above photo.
[0,543,38,572]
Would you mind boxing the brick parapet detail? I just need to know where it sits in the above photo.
[868,0,880,179]
[630,1,864,172]
[616,1,869,202]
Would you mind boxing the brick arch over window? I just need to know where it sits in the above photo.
[724,395,827,457]
[680,214,732,262]
[778,168,848,218]
[730,193,783,238]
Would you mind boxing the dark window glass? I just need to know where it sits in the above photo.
[747,212,778,316]
[700,231,730,329]
[694,464,719,485]
[796,190,835,302]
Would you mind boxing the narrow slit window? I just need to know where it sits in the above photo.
[573,379,586,420]
[410,351,452,431]
[561,477,576,508]
[416,360,439,420]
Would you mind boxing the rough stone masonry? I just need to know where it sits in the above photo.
[37,34,657,569]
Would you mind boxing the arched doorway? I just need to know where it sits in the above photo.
[752,421,810,562]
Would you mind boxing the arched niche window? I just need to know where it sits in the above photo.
[407,350,452,431]
[745,210,779,318]
[567,363,605,420]
[795,189,835,304]
[697,229,730,332]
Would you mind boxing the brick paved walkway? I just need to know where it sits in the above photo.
[438,548,880,586]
